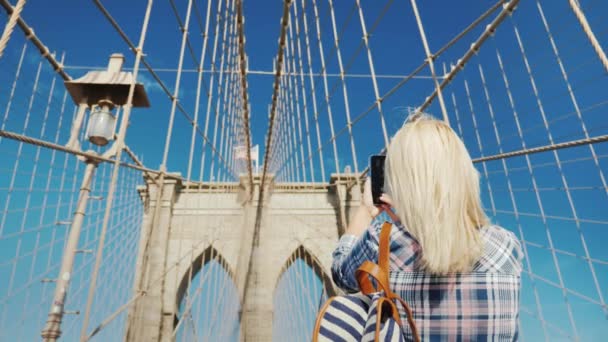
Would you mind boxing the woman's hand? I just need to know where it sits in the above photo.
[362,178,393,217]
[362,177,381,217]
[378,194,393,207]
[378,193,401,224]
[344,178,393,237]
[362,178,400,224]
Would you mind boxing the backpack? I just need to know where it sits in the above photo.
[313,222,420,342]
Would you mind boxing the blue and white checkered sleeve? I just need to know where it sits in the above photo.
[331,221,381,292]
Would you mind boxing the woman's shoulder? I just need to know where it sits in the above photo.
[479,225,519,244]
[474,225,523,275]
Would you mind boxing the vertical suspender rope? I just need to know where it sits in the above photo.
[215,26,234,182]
[187,0,213,182]
[299,0,326,182]
[209,0,235,182]
[491,50,582,339]
[246,2,292,322]
[174,242,197,338]
[0,57,42,334]
[161,0,193,170]
[277,81,294,182]
[132,0,195,329]
[291,2,316,182]
[284,57,303,183]
[215,21,235,183]
[202,247,225,340]
[356,0,388,148]
[0,42,27,146]
[309,0,350,231]
[199,0,225,184]
[17,55,59,337]
[355,0,520,179]
[327,0,361,181]
[284,42,304,183]
[0,57,41,237]
[227,73,241,177]
[236,0,254,190]
[274,76,286,181]
[409,0,449,124]
[463,75,551,340]
[268,100,279,176]
[536,1,608,200]
[416,0,519,115]
[35,88,69,328]
[284,254,304,338]
[209,0,234,182]
[259,0,292,188]
[79,1,154,339]
[303,252,317,341]
[293,250,309,339]
[216,260,234,338]
[510,17,607,317]
[280,96,292,183]
[310,0,341,177]
[275,79,287,181]
[159,0,194,338]
[202,246,216,337]
[221,29,241,182]
[236,59,246,177]
[287,21,309,182]
[204,254,231,337]
[285,77,298,184]
[168,1,195,336]
[354,0,389,149]
[281,77,292,182]
[191,243,211,340]
[294,249,317,329]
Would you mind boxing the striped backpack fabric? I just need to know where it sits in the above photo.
[313,222,419,342]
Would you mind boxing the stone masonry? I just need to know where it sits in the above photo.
[125,173,361,341]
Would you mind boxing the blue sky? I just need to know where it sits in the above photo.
[1,0,608,340]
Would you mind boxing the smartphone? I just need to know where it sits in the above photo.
[370,155,386,205]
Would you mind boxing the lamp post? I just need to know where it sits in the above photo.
[41,54,149,342]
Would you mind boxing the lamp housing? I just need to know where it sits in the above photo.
[86,100,116,146]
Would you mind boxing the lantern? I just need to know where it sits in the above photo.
[86,100,116,146]
[64,53,150,149]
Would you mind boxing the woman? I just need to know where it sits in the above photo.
[332,114,523,341]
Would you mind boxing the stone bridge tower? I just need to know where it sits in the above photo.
[125,174,361,341]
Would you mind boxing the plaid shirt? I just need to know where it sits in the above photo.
[332,218,523,341]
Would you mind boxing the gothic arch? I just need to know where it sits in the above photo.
[275,245,336,298]
[174,245,238,326]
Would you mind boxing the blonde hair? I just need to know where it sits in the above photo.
[385,114,488,274]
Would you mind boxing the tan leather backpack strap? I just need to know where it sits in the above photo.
[393,296,420,342]
[374,297,402,340]
[378,222,392,277]
[312,296,337,342]
[378,221,420,342]
[356,261,390,295]
[356,263,377,294]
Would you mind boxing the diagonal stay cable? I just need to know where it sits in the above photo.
[0,0,26,59]
[91,0,238,179]
[168,0,202,69]
[0,129,186,181]
[236,0,254,193]
[275,0,509,178]
[240,0,293,324]
[0,0,71,80]
[355,0,521,179]
[258,0,293,190]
